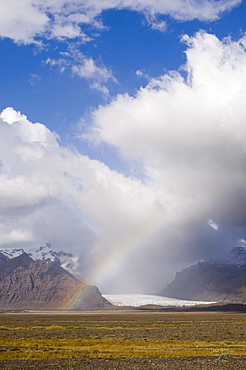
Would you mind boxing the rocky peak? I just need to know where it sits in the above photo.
[0,253,111,310]
[160,246,246,303]
[0,244,80,276]
[0,252,34,275]
[226,246,246,265]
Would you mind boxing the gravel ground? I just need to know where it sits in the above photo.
[1,356,246,369]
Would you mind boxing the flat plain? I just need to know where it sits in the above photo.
[0,309,246,369]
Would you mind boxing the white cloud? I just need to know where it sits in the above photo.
[91,32,246,179]
[0,0,241,44]
[0,106,166,291]
[90,82,110,95]
[0,0,48,44]
[84,31,246,290]
[141,0,242,22]
[72,57,112,81]
[51,23,81,40]
[2,30,246,293]
[208,219,219,230]
[72,56,114,94]
[45,46,115,92]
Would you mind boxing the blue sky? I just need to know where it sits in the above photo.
[1,2,245,152]
[1,0,246,293]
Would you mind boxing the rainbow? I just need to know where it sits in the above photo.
[86,215,166,289]
[61,284,93,310]
[56,216,166,309]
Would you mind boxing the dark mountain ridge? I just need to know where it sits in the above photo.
[0,253,110,310]
[0,244,81,277]
[160,246,246,302]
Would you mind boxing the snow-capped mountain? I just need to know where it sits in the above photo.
[0,248,26,260]
[203,245,246,267]
[226,245,246,265]
[0,253,110,310]
[28,244,80,274]
[0,244,80,276]
[161,244,246,303]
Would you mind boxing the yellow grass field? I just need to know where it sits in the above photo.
[0,310,246,360]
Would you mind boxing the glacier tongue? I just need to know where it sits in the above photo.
[103,294,214,307]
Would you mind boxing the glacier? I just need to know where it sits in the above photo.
[103,294,214,307]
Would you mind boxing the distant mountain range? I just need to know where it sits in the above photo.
[0,243,80,276]
[3,244,246,307]
[0,253,110,310]
[161,246,246,303]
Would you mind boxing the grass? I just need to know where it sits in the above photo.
[0,311,246,360]
[1,338,246,360]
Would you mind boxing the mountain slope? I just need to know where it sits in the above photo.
[0,252,10,263]
[160,247,246,303]
[0,244,80,276]
[0,253,110,310]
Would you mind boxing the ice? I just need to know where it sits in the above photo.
[103,294,214,307]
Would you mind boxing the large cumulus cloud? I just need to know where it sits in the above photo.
[2,30,246,293]
[0,107,164,291]
[85,31,246,290]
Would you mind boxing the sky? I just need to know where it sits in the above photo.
[1,0,246,294]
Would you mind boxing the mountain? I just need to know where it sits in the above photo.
[0,252,10,263]
[28,244,81,275]
[0,248,25,260]
[0,244,80,276]
[227,246,246,265]
[0,253,110,310]
[160,246,246,303]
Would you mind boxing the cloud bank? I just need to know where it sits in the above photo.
[0,0,241,44]
[0,107,162,291]
[2,30,246,293]
[87,31,246,290]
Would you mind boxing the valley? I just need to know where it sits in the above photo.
[0,310,246,369]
